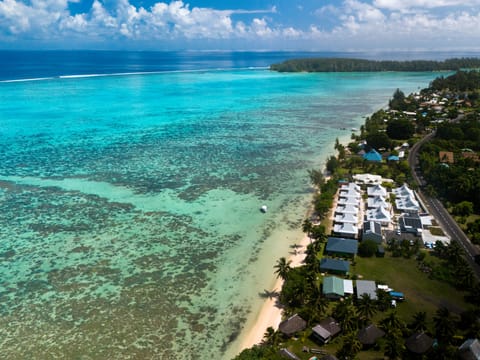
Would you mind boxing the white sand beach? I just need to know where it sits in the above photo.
[239,232,311,350]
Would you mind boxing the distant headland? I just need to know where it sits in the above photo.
[270,57,480,72]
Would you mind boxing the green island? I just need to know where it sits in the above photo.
[234,69,480,359]
[270,58,480,73]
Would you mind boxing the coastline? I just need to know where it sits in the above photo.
[238,232,312,351]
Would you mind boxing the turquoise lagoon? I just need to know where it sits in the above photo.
[0,69,441,358]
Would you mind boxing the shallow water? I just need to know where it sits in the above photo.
[0,68,442,358]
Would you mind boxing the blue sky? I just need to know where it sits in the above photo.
[1,0,480,50]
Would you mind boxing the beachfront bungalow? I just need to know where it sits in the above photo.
[312,317,341,344]
[406,332,434,355]
[339,189,361,199]
[341,182,361,192]
[335,204,359,215]
[320,258,350,275]
[323,276,345,299]
[325,237,358,258]
[357,324,385,347]
[278,314,307,337]
[333,223,359,239]
[367,184,387,197]
[365,207,391,226]
[362,221,383,244]
[367,195,389,210]
[363,149,382,162]
[356,280,378,300]
[337,196,361,206]
[334,212,358,224]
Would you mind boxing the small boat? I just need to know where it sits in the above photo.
[260,205,268,213]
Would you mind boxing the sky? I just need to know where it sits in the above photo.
[0,0,480,50]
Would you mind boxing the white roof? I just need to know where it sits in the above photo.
[395,195,420,211]
[367,195,389,209]
[333,223,358,235]
[393,184,414,198]
[335,204,359,215]
[341,183,361,192]
[335,213,358,224]
[366,207,391,223]
[339,189,361,199]
[367,184,387,197]
[343,279,354,294]
[353,173,383,185]
[337,197,361,206]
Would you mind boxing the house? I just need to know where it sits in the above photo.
[337,196,361,206]
[362,221,383,244]
[312,317,341,344]
[439,151,454,164]
[357,324,385,346]
[356,280,378,300]
[335,204,359,215]
[363,149,382,162]
[367,195,389,209]
[320,258,350,275]
[458,338,480,360]
[343,279,354,295]
[353,173,383,185]
[367,184,387,197]
[339,189,361,199]
[388,155,400,161]
[406,332,434,354]
[279,314,307,337]
[341,183,361,192]
[365,207,391,226]
[333,223,358,239]
[399,213,423,235]
[395,195,420,212]
[334,213,358,224]
[393,183,414,198]
[323,276,345,299]
[325,237,358,258]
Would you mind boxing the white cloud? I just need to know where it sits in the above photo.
[373,0,480,11]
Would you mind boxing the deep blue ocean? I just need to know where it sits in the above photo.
[1,50,479,81]
[0,50,474,359]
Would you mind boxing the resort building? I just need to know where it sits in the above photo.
[333,223,359,239]
[312,317,342,344]
[278,314,307,337]
[398,213,423,235]
[325,237,358,258]
[323,276,345,299]
[320,258,350,275]
[335,204,359,215]
[367,195,389,210]
[458,338,480,360]
[357,324,385,347]
[405,332,434,355]
[365,207,392,226]
[363,149,382,162]
[362,221,383,244]
[334,213,358,224]
[356,280,378,300]
[367,184,387,197]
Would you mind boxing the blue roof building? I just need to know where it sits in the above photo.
[363,149,382,162]
[320,258,350,275]
[326,237,358,258]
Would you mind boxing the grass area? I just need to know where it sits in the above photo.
[353,252,471,320]
[429,227,445,236]
[276,250,472,360]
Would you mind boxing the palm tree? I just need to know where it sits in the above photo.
[262,326,279,346]
[384,331,404,360]
[380,311,404,336]
[274,257,292,280]
[302,218,313,241]
[357,293,377,323]
[409,311,428,332]
[434,307,456,345]
[336,332,362,360]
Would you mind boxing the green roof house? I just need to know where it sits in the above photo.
[323,276,345,299]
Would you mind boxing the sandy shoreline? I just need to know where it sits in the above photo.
[238,232,311,351]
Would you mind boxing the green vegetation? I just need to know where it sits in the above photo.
[233,69,480,360]
[270,57,480,73]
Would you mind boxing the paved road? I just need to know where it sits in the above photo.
[408,131,480,277]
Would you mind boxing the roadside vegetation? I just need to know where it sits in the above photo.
[233,69,480,360]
